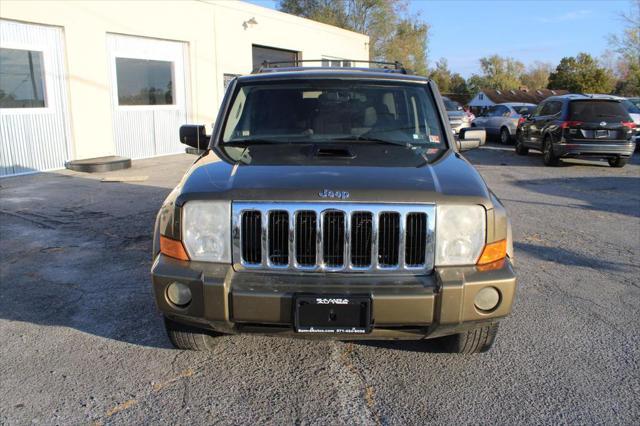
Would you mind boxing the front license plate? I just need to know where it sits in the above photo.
[595,129,608,138]
[294,295,372,334]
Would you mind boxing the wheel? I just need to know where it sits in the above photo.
[164,317,222,350]
[608,157,627,168]
[543,136,560,166]
[515,132,528,155]
[499,127,511,145]
[442,323,499,354]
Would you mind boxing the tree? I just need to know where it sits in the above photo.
[607,0,640,95]
[476,55,525,91]
[429,58,452,93]
[450,73,469,96]
[278,0,429,75]
[521,61,553,90]
[548,53,615,93]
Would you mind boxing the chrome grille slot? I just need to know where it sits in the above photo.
[351,212,372,267]
[268,210,289,266]
[295,211,317,266]
[378,212,400,267]
[405,213,427,267]
[233,203,435,273]
[322,211,345,267]
[241,210,262,264]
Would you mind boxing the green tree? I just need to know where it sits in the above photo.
[429,58,452,93]
[608,0,640,95]
[521,61,552,90]
[548,53,615,93]
[450,73,469,96]
[278,0,429,75]
[476,55,525,91]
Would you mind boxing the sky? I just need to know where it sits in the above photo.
[245,0,632,77]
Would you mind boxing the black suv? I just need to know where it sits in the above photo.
[515,94,636,167]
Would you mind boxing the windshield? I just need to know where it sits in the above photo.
[222,80,447,150]
[443,98,462,111]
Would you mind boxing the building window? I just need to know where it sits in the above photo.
[322,57,351,67]
[116,58,174,106]
[252,45,298,71]
[0,48,46,108]
[479,93,484,100]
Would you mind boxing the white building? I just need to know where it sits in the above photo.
[0,1,369,177]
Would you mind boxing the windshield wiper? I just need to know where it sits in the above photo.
[331,135,415,148]
[223,138,299,147]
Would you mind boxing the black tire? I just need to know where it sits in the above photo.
[543,136,560,166]
[164,317,222,350]
[443,323,499,354]
[499,127,511,145]
[515,133,529,155]
[608,157,627,168]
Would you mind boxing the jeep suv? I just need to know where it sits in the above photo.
[515,94,636,167]
[152,63,516,354]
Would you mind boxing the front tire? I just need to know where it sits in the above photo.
[543,136,560,166]
[515,132,529,155]
[164,317,222,350]
[442,323,499,354]
[500,127,511,145]
[608,157,627,168]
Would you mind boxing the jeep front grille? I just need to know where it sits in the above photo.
[232,202,435,273]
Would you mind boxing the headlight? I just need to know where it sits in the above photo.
[435,205,485,266]
[182,201,231,262]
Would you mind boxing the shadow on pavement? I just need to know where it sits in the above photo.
[465,143,640,169]
[512,176,640,218]
[515,242,635,272]
[0,170,178,349]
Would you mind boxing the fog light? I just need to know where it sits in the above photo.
[167,282,191,307]
[474,287,500,312]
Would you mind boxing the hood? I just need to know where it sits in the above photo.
[176,147,492,208]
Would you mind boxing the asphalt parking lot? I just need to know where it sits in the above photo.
[1,146,639,424]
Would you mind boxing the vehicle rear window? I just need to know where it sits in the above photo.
[222,80,446,149]
[569,100,630,122]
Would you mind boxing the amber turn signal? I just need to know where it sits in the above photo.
[477,239,507,265]
[160,235,190,261]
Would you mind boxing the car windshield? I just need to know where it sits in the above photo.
[569,100,630,122]
[221,80,446,149]
[621,99,640,114]
[443,98,462,111]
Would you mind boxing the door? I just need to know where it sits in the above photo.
[530,101,561,148]
[487,105,509,132]
[107,34,189,160]
[0,20,71,176]
[473,106,496,130]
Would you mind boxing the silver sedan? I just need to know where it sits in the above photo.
[472,103,536,144]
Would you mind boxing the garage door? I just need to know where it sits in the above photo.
[107,34,189,160]
[0,20,71,177]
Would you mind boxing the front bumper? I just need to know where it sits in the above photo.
[151,254,517,340]
[554,141,635,158]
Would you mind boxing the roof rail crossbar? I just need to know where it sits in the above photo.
[255,59,408,74]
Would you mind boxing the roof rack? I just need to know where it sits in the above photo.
[254,59,410,74]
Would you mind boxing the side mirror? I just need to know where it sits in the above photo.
[521,113,531,120]
[179,125,209,150]
[458,128,486,150]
